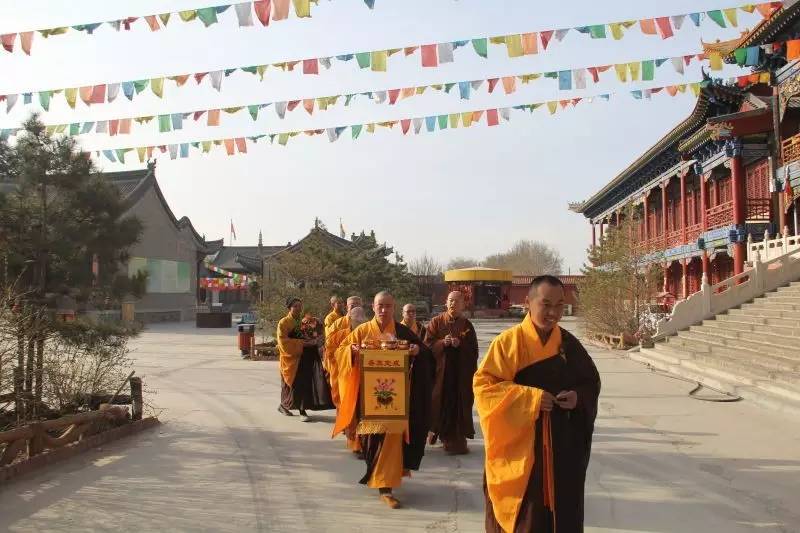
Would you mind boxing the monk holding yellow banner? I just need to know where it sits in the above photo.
[333,291,433,509]
[475,275,600,532]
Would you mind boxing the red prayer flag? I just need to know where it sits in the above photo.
[235,138,247,153]
[421,44,438,67]
[540,30,554,50]
[303,58,319,74]
[109,119,119,136]
[194,72,209,84]
[401,119,411,135]
[90,84,106,104]
[655,17,674,39]
[287,100,300,111]
[487,78,499,93]
[224,139,235,155]
[587,67,600,83]
[388,89,401,104]
[145,15,160,31]
[1,34,15,53]
[20,32,32,55]
[487,108,499,126]
[254,0,271,26]
[404,46,418,56]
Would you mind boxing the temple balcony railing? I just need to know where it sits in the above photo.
[781,132,800,165]
[666,229,684,248]
[707,201,734,230]
[685,223,703,244]
[745,198,771,221]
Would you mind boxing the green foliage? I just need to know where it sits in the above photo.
[0,115,142,304]
[579,205,663,341]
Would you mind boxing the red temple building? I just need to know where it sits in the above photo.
[571,3,800,304]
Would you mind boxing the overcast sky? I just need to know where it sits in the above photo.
[0,1,765,272]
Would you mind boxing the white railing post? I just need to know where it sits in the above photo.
[700,272,712,317]
[784,226,790,256]
[747,233,754,263]
[753,249,764,292]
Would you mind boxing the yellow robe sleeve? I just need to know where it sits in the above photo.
[332,326,364,437]
[474,327,543,533]
[277,316,304,386]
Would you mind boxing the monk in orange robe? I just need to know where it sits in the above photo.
[475,276,600,533]
[332,291,433,509]
[324,295,345,329]
[324,295,362,410]
[424,291,478,455]
[400,303,424,337]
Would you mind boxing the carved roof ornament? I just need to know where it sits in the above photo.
[708,121,735,140]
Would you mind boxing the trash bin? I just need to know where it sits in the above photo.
[237,324,255,356]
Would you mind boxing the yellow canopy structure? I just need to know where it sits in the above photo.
[444,267,513,283]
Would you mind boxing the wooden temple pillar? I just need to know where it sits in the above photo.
[643,193,650,243]
[661,181,668,239]
[591,222,596,249]
[681,259,689,299]
[731,155,746,275]
[700,172,711,277]
[680,171,688,243]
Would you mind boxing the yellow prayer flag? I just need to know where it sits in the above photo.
[472,110,484,122]
[371,50,388,72]
[519,74,541,84]
[46,126,57,134]
[431,84,443,91]
[387,48,402,56]
[620,20,637,29]
[223,107,243,113]
[65,88,77,109]
[489,36,506,45]
[202,141,212,153]
[547,101,558,114]
[614,64,628,82]
[135,116,154,124]
[317,97,328,110]
[708,51,723,71]
[293,0,311,17]
[723,8,738,26]
[609,23,624,40]
[416,86,427,95]
[505,34,523,58]
[740,5,756,14]
[257,65,268,80]
[179,10,197,22]
[136,147,146,162]
[628,62,640,81]
[366,123,375,133]
[278,133,289,146]
[677,84,687,93]
[461,111,473,127]
[151,77,164,98]
[55,124,66,133]
[690,83,701,97]
[449,113,460,128]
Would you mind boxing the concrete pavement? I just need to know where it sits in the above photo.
[1,319,798,532]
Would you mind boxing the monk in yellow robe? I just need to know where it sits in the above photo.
[400,303,424,336]
[324,295,345,329]
[332,291,433,509]
[324,295,362,409]
[424,291,478,455]
[475,276,600,533]
[277,297,325,422]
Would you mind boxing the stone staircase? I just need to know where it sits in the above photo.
[631,281,800,415]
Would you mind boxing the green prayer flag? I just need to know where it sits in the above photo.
[196,7,218,26]
[248,105,260,121]
[438,115,448,129]
[444,83,456,93]
[472,38,488,58]
[241,66,258,74]
[351,124,362,139]
[133,79,149,93]
[707,10,726,28]
[734,47,747,66]
[116,149,128,164]
[158,114,171,133]
[278,133,289,146]
[39,91,52,111]
[589,25,606,39]
[356,52,371,69]
[69,123,79,136]
[641,60,655,81]
[544,71,558,79]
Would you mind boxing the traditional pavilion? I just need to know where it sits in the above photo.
[444,267,512,316]
[571,3,800,303]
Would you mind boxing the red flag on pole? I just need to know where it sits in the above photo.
[230,220,237,242]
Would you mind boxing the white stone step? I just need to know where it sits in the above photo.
[678,329,800,359]
[632,346,800,416]
[717,313,800,329]
[763,293,800,304]
[701,319,800,339]
[742,301,800,312]
[729,307,796,319]
[665,336,800,374]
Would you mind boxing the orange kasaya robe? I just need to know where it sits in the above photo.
[324,315,352,408]
[474,316,562,533]
[277,313,304,386]
[332,318,405,488]
[324,309,343,329]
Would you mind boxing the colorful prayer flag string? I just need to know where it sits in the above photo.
[83,74,761,165]
[0,2,780,110]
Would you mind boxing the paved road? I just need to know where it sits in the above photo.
[1,319,799,532]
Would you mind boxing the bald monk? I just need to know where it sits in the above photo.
[401,303,424,337]
[277,297,320,422]
[475,275,600,533]
[324,295,345,329]
[328,306,368,454]
[424,291,478,455]
[333,291,433,509]
[324,296,363,408]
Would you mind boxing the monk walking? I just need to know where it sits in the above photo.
[324,295,345,329]
[277,297,323,422]
[424,291,478,455]
[324,295,363,408]
[332,291,433,509]
[401,303,424,337]
[475,276,600,532]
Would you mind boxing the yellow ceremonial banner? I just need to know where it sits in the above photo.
[359,349,410,435]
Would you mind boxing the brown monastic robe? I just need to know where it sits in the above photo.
[424,312,479,450]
